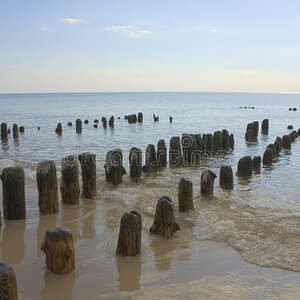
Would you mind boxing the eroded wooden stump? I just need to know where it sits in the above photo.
[138,112,143,123]
[253,156,261,172]
[1,123,8,139]
[150,196,180,238]
[55,123,62,134]
[262,119,269,134]
[267,144,276,159]
[142,144,157,172]
[129,148,142,178]
[105,149,126,184]
[0,262,18,300]
[206,134,213,154]
[282,135,291,150]
[201,170,217,195]
[75,119,82,133]
[169,136,182,166]
[263,148,273,166]
[79,152,96,198]
[1,166,25,220]
[213,131,222,153]
[19,126,25,133]
[229,134,234,149]
[61,155,80,205]
[116,211,142,256]
[40,227,75,274]
[219,166,233,189]
[157,139,167,167]
[237,156,252,177]
[109,116,114,128]
[102,117,107,128]
[178,177,193,212]
[13,124,19,139]
[222,129,229,151]
[37,161,58,214]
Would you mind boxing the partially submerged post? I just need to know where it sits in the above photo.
[55,123,62,134]
[267,144,276,159]
[129,147,142,178]
[229,134,234,149]
[142,144,157,172]
[61,155,80,205]
[178,177,193,212]
[261,119,269,134]
[206,134,213,154]
[213,131,222,153]
[76,119,82,133]
[102,117,107,128]
[116,211,142,256]
[157,139,167,167]
[263,148,273,166]
[201,170,217,195]
[253,156,261,172]
[104,149,126,184]
[19,126,25,133]
[282,135,291,150]
[169,137,182,166]
[13,123,19,139]
[138,112,143,123]
[0,262,18,300]
[222,129,229,151]
[40,226,75,274]
[219,166,233,189]
[1,123,8,139]
[169,116,173,123]
[36,161,58,214]
[79,152,96,198]
[1,166,26,220]
[109,116,114,128]
[237,156,252,177]
[150,196,180,238]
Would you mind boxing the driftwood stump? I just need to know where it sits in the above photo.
[79,152,96,198]
[157,139,167,167]
[1,166,26,220]
[282,135,291,150]
[75,119,82,133]
[116,211,142,256]
[0,262,18,300]
[237,156,253,177]
[253,156,261,172]
[150,196,180,238]
[37,161,58,214]
[169,136,182,166]
[219,166,233,189]
[40,227,75,274]
[104,149,126,184]
[129,148,142,178]
[201,170,217,196]
[1,123,8,139]
[61,155,80,205]
[261,119,269,134]
[178,177,193,212]
[12,124,19,139]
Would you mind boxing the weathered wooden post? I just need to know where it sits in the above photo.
[169,136,182,166]
[229,134,234,149]
[206,134,213,154]
[157,139,167,167]
[1,166,26,220]
[84,119,89,124]
[129,148,142,178]
[261,119,269,134]
[253,121,259,138]
[263,148,273,166]
[0,262,18,299]
[274,140,280,156]
[78,152,96,198]
[75,119,82,133]
[253,156,261,172]
[61,155,80,205]
[245,123,255,141]
[40,227,75,274]
[287,125,293,130]
[37,161,58,214]
[276,136,282,151]
[94,119,99,123]
[116,211,142,256]
[237,156,252,176]
[178,177,193,212]
[181,134,193,165]
[213,131,222,153]
[202,134,207,150]
[55,123,62,134]
[102,117,107,128]
[267,144,276,159]
[169,116,173,123]
[109,116,114,128]
[219,166,233,189]
[19,126,25,133]
[1,123,8,139]
[222,129,229,151]
[138,112,143,123]
[150,196,180,238]
[105,149,126,184]
[68,122,72,126]
[13,123,19,139]
[282,135,291,150]
[142,144,157,172]
[201,170,217,195]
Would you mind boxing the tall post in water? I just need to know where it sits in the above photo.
[142,144,157,172]
[169,136,182,166]
[261,119,269,134]
[129,147,142,178]
[236,156,253,176]
[222,129,229,151]
[79,152,96,198]
[13,123,19,139]
[138,112,143,123]
[178,177,193,212]
[219,166,233,189]
[157,139,167,167]
[1,123,8,139]
[76,119,82,133]
[105,149,126,184]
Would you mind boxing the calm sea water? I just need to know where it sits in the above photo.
[1,92,300,298]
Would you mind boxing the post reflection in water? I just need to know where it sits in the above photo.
[0,219,26,264]
[116,255,142,292]
[40,270,76,300]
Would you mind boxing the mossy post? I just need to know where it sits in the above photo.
[75,119,82,134]
[40,226,75,274]
[116,211,142,256]
[178,177,193,212]
[61,155,80,205]
[201,170,217,195]
[219,166,233,189]
[157,139,167,168]
[79,152,96,198]
[261,119,269,134]
[1,166,26,220]
[13,123,19,139]
[150,196,180,238]
[169,136,182,166]
[282,135,291,150]
[37,161,58,214]
[0,262,18,300]
[129,147,142,178]
[236,156,253,177]
[1,123,8,139]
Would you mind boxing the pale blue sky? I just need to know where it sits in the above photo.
[0,0,300,93]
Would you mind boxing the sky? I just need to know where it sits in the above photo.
[0,0,300,93]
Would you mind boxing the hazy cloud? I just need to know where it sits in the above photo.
[62,18,89,24]
[105,25,152,37]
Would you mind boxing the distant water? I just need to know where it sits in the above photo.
[1,92,300,274]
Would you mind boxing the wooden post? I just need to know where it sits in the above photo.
[116,211,142,256]
[263,148,273,166]
[78,152,96,198]
[109,116,114,128]
[201,170,217,195]
[169,136,182,166]
[19,126,25,133]
[1,166,26,220]
[138,112,143,123]
[178,178,193,212]
[55,123,62,134]
[40,227,75,274]
[129,147,142,178]
[13,123,19,139]
[150,196,180,238]
[142,144,157,172]
[222,129,229,151]
[276,137,282,151]
[253,156,261,172]
[245,123,255,141]
[1,123,8,139]
[202,134,207,150]
[213,131,222,153]
[157,139,167,167]
[219,166,233,189]
[229,133,234,149]
[61,155,80,205]
[102,117,107,128]
[274,140,280,156]
[105,149,126,184]
[84,119,89,124]
[0,262,18,300]
[267,144,276,159]
[282,135,291,150]
[253,121,259,138]
[75,119,82,133]
[237,156,252,177]
[261,119,269,134]
[206,134,213,154]
[36,161,58,214]
[68,122,72,126]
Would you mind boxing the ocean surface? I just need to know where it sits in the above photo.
[1,92,300,299]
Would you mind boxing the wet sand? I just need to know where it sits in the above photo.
[1,179,300,300]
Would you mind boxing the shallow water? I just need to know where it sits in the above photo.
[1,92,300,298]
